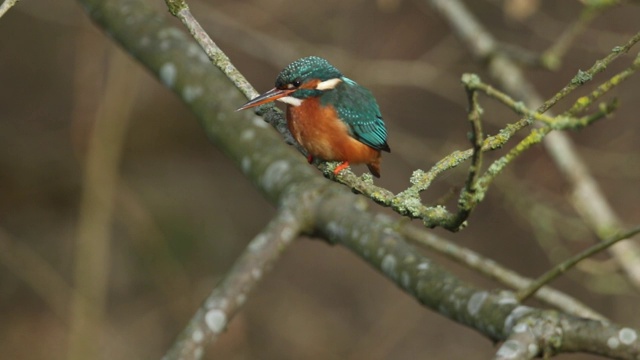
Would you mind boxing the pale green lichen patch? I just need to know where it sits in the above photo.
[619,327,638,345]
[248,234,268,252]
[236,294,246,306]
[240,129,255,142]
[608,336,620,349]
[241,157,251,173]
[182,85,203,102]
[504,306,535,331]
[495,340,522,358]
[402,197,425,218]
[381,254,397,279]
[186,42,208,63]
[261,160,291,192]
[461,73,481,87]
[571,69,593,85]
[165,0,189,16]
[410,169,426,185]
[360,172,374,184]
[252,117,269,128]
[512,101,526,115]
[400,271,411,289]
[158,27,185,40]
[467,291,488,316]
[205,309,227,333]
[326,221,344,244]
[251,268,262,280]
[159,62,177,88]
[192,329,204,343]
[513,323,529,333]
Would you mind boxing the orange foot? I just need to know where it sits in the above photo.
[307,154,314,164]
[333,161,350,176]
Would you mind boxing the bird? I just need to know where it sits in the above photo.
[237,56,390,178]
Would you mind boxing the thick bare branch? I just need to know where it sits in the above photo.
[315,191,640,359]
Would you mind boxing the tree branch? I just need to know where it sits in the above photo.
[315,190,640,359]
[427,0,640,290]
[517,225,640,302]
[164,0,302,153]
[163,207,310,360]
[399,223,607,321]
[77,0,640,357]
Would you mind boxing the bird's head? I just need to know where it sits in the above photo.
[237,56,344,110]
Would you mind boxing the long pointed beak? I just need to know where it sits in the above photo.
[236,87,294,111]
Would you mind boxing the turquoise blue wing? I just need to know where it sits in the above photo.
[323,79,390,152]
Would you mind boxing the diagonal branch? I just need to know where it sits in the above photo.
[399,223,607,321]
[517,225,640,302]
[163,207,309,360]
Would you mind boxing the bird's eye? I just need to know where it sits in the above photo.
[292,79,302,88]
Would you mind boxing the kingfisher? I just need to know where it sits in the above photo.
[237,56,390,177]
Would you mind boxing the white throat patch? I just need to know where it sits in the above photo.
[277,96,303,107]
[315,78,342,90]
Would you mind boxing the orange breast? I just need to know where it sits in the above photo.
[286,99,381,165]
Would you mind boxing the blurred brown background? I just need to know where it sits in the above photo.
[1,0,639,359]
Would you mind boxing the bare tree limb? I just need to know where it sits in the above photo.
[163,207,310,360]
[315,191,640,359]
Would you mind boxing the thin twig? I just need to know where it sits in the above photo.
[517,225,640,302]
[428,0,640,289]
[540,3,613,70]
[567,52,640,116]
[164,0,306,159]
[451,73,486,229]
[399,223,607,321]
[165,0,255,99]
[537,31,640,114]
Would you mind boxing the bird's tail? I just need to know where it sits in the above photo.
[367,160,381,178]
